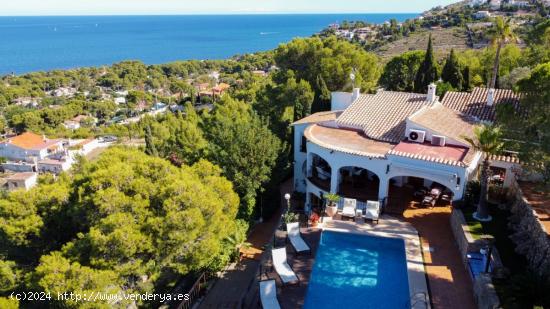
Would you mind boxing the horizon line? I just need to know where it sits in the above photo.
[0,12,421,17]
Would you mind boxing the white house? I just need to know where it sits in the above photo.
[0,132,64,161]
[475,11,492,19]
[5,172,38,191]
[38,157,73,175]
[292,85,520,212]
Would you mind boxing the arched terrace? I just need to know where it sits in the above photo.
[307,152,332,192]
[384,176,455,215]
[336,166,380,202]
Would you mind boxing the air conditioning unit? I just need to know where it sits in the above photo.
[407,129,426,143]
[431,135,446,146]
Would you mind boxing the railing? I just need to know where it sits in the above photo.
[176,272,209,309]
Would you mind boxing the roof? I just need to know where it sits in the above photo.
[441,87,520,122]
[408,103,477,144]
[304,124,394,158]
[1,132,61,151]
[292,111,342,126]
[336,91,435,143]
[38,158,66,165]
[389,141,475,167]
[6,172,37,181]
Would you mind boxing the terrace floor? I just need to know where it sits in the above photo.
[386,186,476,309]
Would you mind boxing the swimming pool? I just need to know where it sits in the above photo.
[303,231,410,309]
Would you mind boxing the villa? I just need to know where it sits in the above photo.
[0,132,64,161]
[292,85,520,212]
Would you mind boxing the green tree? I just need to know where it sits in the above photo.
[464,125,504,221]
[204,96,281,219]
[144,124,158,157]
[498,62,550,182]
[414,34,439,93]
[441,49,464,90]
[380,51,425,92]
[487,17,516,89]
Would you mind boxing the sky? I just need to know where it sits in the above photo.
[0,0,458,16]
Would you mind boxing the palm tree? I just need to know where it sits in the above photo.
[487,17,516,89]
[464,125,504,222]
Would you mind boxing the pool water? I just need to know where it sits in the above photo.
[303,231,410,309]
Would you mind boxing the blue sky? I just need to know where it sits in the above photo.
[1,0,458,15]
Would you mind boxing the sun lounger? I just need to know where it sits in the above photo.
[286,222,310,254]
[271,248,299,285]
[341,198,357,219]
[364,200,380,223]
[259,280,281,309]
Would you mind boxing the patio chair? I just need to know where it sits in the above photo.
[364,200,380,224]
[341,198,357,219]
[259,280,281,309]
[271,248,299,285]
[286,222,310,254]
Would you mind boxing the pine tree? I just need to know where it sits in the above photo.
[313,75,331,113]
[462,66,471,91]
[441,49,464,90]
[414,34,439,93]
[144,124,158,157]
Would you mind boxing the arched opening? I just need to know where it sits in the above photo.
[385,176,455,215]
[307,153,332,192]
[337,166,380,202]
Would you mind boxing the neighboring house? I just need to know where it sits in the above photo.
[474,11,492,19]
[114,97,126,105]
[292,85,520,211]
[0,132,64,161]
[38,158,73,175]
[63,115,98,130]
[5,172,38,191]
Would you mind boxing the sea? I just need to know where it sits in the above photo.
[0,14,417,75]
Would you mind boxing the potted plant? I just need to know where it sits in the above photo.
[324,193,340,217]
[282,212,299,231]
[310,212,320,227]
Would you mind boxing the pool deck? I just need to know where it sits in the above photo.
[259,215,429,309]
[322,216,430,309]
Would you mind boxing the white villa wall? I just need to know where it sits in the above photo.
[330,92,353,111]
[0,144,48,161]
[293,124,309,192]
[295,130,470,211]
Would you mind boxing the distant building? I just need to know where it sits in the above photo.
[5,172,38,191]
[0,132,64,161]
[114,97,126,105]
[474,11,492,19]
[62,115,97,130]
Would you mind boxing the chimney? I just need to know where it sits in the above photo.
[427,83,437,103]
[351,88,361,102]
[487,88,495,106]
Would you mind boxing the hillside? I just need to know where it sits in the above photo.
[374,27,470,61]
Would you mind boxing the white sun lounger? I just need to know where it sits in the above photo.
[259,280,281,309]
[364,200,381,223]
[341,198,357,219]
[287,222,310,253]
[272,248,299,284]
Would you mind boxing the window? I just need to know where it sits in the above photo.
[300,136,307,153]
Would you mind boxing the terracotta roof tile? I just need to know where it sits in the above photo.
[336,91,434,143]
[441,87,520,122]
[2,132,61,150]
[409,103,477,144]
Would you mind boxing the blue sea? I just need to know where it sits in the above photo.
[0,14,417,75]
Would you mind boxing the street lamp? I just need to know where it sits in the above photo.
[284,193,291,211]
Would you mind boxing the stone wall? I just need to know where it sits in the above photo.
[507,181,550,277]
[450,209,502,309]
